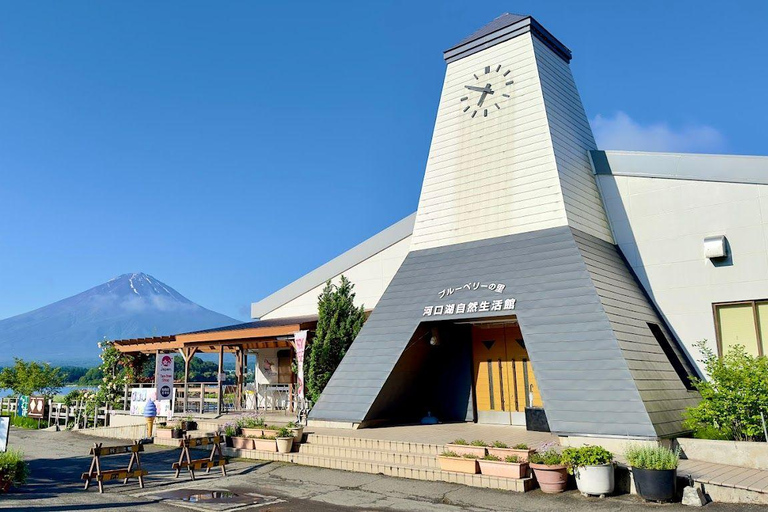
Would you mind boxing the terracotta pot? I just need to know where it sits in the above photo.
[262,428,279,438]
[155,428,173,439]
[241,427,263,438]
[276,436,294,453]
[530,463,568,493]
[230,437,253,450]
[438,456,478,474]
[289,426,304,443]
[252,438,278,452]
[478,459,529,479]
[445,444,487,457]
[487,447,536,462]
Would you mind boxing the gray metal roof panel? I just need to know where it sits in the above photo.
[181,314,316,335]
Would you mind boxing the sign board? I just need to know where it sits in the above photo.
[28,396,46,419]
[155,353,175,401]
[0,417,9,452]
[16,396,29,417]
[422,281,516,318]
[129,388,174,418]
[293,330,308,401]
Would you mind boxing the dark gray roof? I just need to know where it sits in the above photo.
[449,13,529,49]
[181,314,317,336]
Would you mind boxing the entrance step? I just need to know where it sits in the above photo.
[222,433,534,493]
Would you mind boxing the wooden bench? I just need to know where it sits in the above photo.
[173,434,227,480]
[82,441,147,493]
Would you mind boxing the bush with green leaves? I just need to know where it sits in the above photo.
[441,450,459,458]
[512,443,529,450]
[561,445,613,475]
[469,439,488,447]
[450,438,468,445]
[276,427,292,438]
[491,441,507,448]
[0,358,63,398]
[504,455,521,463]
[529,449,562,466]
[236,414,265,429]
[0,449,29,488]
[625,444,679,470]
[684,341,768,442]
[482,454,501,461]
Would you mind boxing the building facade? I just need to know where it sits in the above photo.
[251,14,768,440]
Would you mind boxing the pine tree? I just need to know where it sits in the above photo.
[306,276,366,403]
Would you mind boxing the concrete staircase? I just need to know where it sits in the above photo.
[221,432,535,492]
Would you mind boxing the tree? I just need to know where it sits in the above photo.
[684,341,768,441]
[95,340,150,407]
[306,276,366,403]
[0,358,63,398]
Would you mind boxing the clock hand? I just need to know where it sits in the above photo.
[477,84,494,107]
[465,85,488,92]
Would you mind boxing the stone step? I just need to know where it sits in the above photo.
[297,442,440,469]
[222,445,533,492]
[303,433,444,456]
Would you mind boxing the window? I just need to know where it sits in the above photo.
[647,323,696,390]
[713,301,767,357]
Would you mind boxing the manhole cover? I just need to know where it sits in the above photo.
[154,488,283,510]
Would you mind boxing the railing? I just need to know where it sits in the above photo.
[0,397,110,429]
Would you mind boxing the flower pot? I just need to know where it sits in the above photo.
[171,429,184,439]
[487,447,536,462]
[241,428,263,438]
[262,428,279,438]
[289,426,304,443]
[0,471,10,493]
[632,468,677,502]
[438,456,478,474]
[574,464,614,496]
[276,436,294,453]
[445,444,486,458]
[181,420,197,431]
[155,428,173,439]
[230,437,253,450]
[478,459,529,479]
[252,438,278,452]
[224,436,234,448]
[530,463,568,493]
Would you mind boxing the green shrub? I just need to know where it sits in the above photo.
[462,453,478,459]
[450,438,468,445]
[529,449,562,466]
[684,342,768,442]
[469,439,488,447]
[276,427,292,438]
[625,445,679,470]
[512,443,529,450]
[491,441,507,448]
[0,449,29,487]
[440,450,459,458]
[482,454,501,461]
[561,445,613,475]
[504,455,521,463]
[236,415,265,429]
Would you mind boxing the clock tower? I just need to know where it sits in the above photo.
[411,13,613,251]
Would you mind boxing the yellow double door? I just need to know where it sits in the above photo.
[472,324,541,425]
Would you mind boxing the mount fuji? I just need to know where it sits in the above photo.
[0,273,240,365]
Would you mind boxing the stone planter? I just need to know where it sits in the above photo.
[289,426,304,443]
[438,456,478,474]
[241,427,263,438]
[252,438,278,452]
[530,463,568,493]
[230,437,253,450]
[678,438,768,471]
[276,436,294,453]
[632,468,676,502]
[445,444,486,458]
[478,459,528,479]
[487,447,536,462]
[574,464,614,497]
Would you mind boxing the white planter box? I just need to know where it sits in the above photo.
[574,464,614,497]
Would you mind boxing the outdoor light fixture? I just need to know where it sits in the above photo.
[429,327,440,346]
[704,235,728,259]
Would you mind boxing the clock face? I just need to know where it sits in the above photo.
[460,65,514,118]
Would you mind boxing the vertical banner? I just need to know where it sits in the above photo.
[155,353,175,402]
[293,330,308,402]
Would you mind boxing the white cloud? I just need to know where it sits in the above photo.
[591,111,727,154]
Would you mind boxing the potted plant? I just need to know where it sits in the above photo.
[625,444,680,502]
[230,435,253,450]
[287,421,304,443]
[0,449,29,493]
[261,424,280,438]
[487,441,536,461]
[437,451,479,474]
[529,445,568,494]
[237,415,265,438]
[222,422,238,447]
[445,438,487,458]
[562,445,614,497]
[180,416,197,431]
[171,425,185,439]
[276,427,294,453]
[252,434,278,452]
[478,454,529,479]
[154,425,174,439]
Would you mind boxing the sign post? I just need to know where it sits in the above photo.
[155,353,175,402]
[293,330,308,403]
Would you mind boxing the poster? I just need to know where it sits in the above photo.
[15,396,29,417]
[129,387,174,418]
[0,417,9,452]
[293,330,308,401]
[155,353,175,401]
[28,397,45,419]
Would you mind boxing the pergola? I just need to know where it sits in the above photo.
[112,315,317,414]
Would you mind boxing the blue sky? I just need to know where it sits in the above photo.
[1,1,766,321]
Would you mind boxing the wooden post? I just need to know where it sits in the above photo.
[217,345,224,415]
[123,384,129,411]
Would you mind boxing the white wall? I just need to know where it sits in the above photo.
[598,174,768,370]
[261,235,412,320]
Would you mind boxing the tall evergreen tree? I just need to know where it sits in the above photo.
[306,276,366,403]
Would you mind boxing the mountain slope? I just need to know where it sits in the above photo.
[0,273,240,364]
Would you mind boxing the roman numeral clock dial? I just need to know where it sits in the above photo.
[460,65,514,118]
